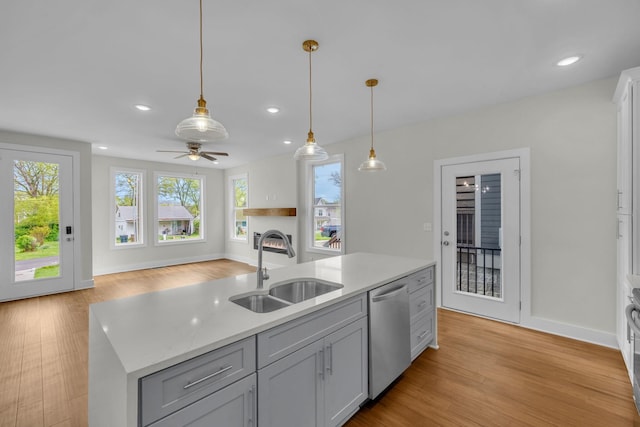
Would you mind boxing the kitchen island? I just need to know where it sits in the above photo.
[89,252,436,426]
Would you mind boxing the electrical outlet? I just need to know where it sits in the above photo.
[423,222,432,232]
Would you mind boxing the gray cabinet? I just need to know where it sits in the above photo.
[408,266,435,360]
[258,316,368,427]
[139,337,255,426]
[149,373,256,427]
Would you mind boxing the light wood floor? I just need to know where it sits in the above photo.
[1,260,639,426]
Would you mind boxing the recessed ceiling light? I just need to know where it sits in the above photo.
[98,146,108,150]
[134,104,151,111]
[266,107,280,114]
[213,161,219,165]
[556,55,582,67]
[283,140,292,145]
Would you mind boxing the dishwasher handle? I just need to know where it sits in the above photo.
[371,284,407,302]
[626,304,640,336]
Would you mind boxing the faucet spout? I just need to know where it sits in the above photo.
[256,229,296,289]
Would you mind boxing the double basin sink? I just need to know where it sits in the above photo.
[230,279,343,313]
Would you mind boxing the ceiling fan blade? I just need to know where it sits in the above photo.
[174,153,189,159]
[201,153,217,162]
[157,150,188,153]
[201,151,229,156]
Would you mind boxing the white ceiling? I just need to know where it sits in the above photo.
[2,0,640,169]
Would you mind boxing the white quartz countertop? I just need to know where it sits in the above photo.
[89,252,434,377]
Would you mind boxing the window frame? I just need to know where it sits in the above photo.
[228,173,249,242]
[110,167,146,250]
[306,154,345,255]
[153,171,206,246]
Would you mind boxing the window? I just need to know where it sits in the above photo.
[155,172,204,243]
[112,168,144,247]
[309,155,344,253]
[229,174,248,241]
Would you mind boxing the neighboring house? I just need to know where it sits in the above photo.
[157,205,195,236]
[313,197,341,231]
[115,205,195,240]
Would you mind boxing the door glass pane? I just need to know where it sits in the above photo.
[455,174,502,298]
[14,160,60,281]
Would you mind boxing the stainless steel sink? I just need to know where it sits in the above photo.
[230,294,290,313]
[268,279,343,303]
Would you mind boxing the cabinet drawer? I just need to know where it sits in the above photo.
[410,310,434,360]
[407,266,434,293]
[409,283,434,322]
[257,294,367,368]
[140,337,256,426]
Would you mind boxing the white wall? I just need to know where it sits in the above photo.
[92,155,226,275]
[224,155,298,268]
[238,77,618,342]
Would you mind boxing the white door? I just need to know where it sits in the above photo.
[440,158,521,323]
[0,149,75,301]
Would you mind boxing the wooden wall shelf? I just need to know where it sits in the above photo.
[243,208,297,217]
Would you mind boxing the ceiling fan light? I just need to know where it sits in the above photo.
[188,152,200,161]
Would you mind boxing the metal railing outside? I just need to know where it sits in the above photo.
[457,246,502,298]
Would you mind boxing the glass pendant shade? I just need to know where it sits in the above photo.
[358,148,387,172]
[359,78,386,172]
[176,97,228,142]
[294,131,328,161]
[295,40,329,162]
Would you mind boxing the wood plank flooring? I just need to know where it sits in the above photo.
[1,259,639,426]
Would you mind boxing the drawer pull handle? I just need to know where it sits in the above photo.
[183,365,233,390]
[418,301,427,308]
[417,331,428,340]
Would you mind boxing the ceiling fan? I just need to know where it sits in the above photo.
[157,142,229,162]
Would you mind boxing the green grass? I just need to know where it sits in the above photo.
[15,241,59,261]
[34,265,59,279]
[314,232,330,241]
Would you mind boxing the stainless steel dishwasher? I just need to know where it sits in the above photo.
[368,279,411,399]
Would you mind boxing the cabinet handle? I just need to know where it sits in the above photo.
[183,365,233,390]
[417,330,428,340]
[318,349,324,380]
[617,190,622,210]
[248,384,256,427]
[326,344,333,375]
[418,300,427,309]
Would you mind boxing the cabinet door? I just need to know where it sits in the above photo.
[617,88,633,215]
[324,317,368,427]
[149,374,256,427]
[258,340,324,427]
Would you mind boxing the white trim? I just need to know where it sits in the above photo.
[0,143,84,293]
[434,148,531,322]
[306,153,345,256]
[92,253,226,276]
[153,171,206,246]
[228,173,249,242]
[110,167,146,250]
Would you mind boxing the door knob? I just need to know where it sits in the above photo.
[442,241,450,246]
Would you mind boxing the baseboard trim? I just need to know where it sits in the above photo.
[521,316,618,349]
[92,253,227,276]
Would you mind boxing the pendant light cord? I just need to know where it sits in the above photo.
[308,49,313,133]
[199,0,204,100]
[370,84,374,150]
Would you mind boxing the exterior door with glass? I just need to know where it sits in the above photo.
[0,148,74,301]
[440,158,521,323]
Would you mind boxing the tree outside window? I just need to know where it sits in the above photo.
[156,173,204,243]
[113,169,143,246]
[310,157,343,252]
[230,175,248,240]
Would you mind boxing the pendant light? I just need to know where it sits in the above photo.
[294,40,329,161]
[358,79,387,172]
[175,0,228,143]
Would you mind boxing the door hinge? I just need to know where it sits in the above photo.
[519,301,522,310]
[514,169,521,181]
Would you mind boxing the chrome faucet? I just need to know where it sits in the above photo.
[257,229,296,289]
